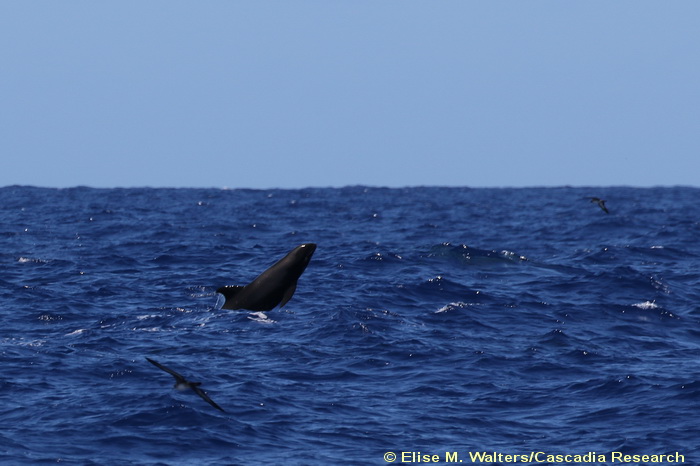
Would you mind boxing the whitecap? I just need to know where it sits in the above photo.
[9,338,47,347]
[632,301,658,310]
[17,257,47,264]
[247,311,276,324]
[435,302,477,313]
[136,314,159,320]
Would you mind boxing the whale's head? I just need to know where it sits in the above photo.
[269,243,317,284]
[293,243,317,264]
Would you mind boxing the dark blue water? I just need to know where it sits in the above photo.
[2,186,699,465]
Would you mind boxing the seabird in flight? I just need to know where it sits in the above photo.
[146,357,225,412]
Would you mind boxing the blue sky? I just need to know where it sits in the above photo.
[2,2,699,189]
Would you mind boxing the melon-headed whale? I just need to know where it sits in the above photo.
[146,357,225,412]
[217,243,316,311]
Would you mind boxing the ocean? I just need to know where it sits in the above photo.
[1,185,699,465]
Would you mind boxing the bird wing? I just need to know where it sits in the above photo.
[146,357,186,383]
[191,385,226,412]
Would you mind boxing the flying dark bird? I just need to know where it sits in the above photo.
[589,197,609,214]
[146,357,225,412]
[217,243,316,311]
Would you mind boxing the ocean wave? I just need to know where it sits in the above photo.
[2,186,700,463]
